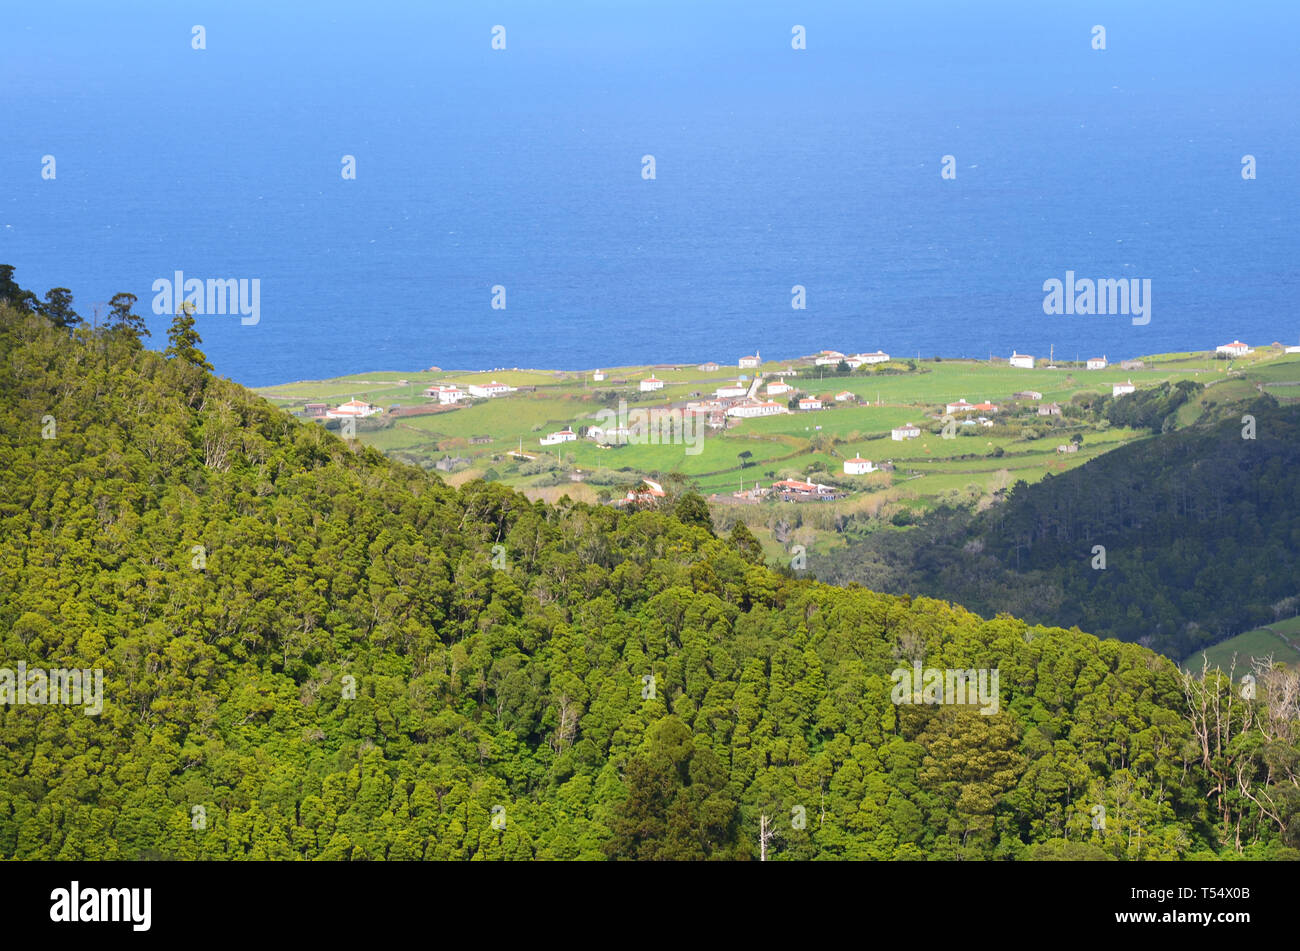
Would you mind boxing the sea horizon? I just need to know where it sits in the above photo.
[4,0,1297,387]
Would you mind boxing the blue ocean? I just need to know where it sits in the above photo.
[2,1,1297,386]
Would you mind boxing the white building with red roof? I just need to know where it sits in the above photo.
[539,428,577,446]
[326,399,381,419]
[1216,340,1252,356]
[625,479,667,504]
[851,350,891,366]
[467,381,515,398]
[639,375,665,392]
[423,384,466,404]
[843,456,876,475]
[726,400,788,419]
[772,478,836,498]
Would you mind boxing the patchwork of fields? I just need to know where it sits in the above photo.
[259,350,1297,513]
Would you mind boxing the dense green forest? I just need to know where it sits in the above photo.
[821,398,1300,661]
[2,276,1298,860]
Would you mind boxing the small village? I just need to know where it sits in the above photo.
[274,338,1297,518]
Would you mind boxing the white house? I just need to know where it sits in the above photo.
[715,384,747,398]
[814,350,846,366]
[539,428,577,446]
[798,397,823,410]
[467,381,514,398]
[639,376,665,392]
[698,361,720,372]
[843,456,875,475]
[326,399,381,419]
[1113,380,1136,396]
[625,479,666,504]
[423,385,466,404]
[1086,356,1107,370]
[1009,352,1035,369]
[593,370,606,382]
[891,423,921,441]
[853,351,890,365]
[588,425,631,444]
[726,400,787,419]
[773,478,837,499]
[945,399,977,415]
[1216,340,1252,357]
[739,352,762,369]
[766,381,793,396]
[1014,390,1043,401]
[973,401,1000,414]
[1287,345,1300,354]
[834,390,855,402]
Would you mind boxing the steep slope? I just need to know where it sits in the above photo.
[822,400,1300,660]
[1,304,1296,860]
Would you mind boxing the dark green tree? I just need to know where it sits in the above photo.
[107,291,150,338]
[40,287,82,329]
[165,305,213,371]
[728,521,765,564]
[672,492,714,534]
[0,265,38,313]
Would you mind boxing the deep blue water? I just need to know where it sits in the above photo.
[2,1,1297,386]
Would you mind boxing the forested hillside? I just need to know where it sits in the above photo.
[2,299,1298,860]
[823,399,1300,661]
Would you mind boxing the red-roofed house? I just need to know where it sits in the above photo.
[772,479,837,499]
[539,428,577,446]
[625,479,667,504]
[326,399,381,419]
[467,381,515,398]
[423,384,466,404]
[726,400,787,419]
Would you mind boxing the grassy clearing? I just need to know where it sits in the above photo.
[1187,617,1300,673]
